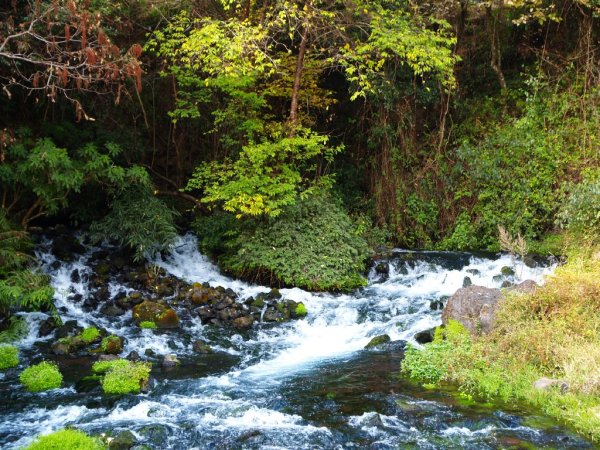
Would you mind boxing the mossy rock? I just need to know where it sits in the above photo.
[139,321,157,330]
[132,300,179,329]
[365,334,391,349]
[80,327,102,344]
[293,302,308,318]
[24,429,105,450]
[101,335,124,354]
[92,359,151,395]
[0,344,19,370]
[20,361,63,392]
[501,266,516,276]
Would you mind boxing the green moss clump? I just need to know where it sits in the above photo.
[19,361,63,392]
[80,327,100,344]
[139,321,157,329]
[92,359,151,395]
[24,428,105,450]
[101,335,123,354]
[294,303,307,317]
[0,344,19,369]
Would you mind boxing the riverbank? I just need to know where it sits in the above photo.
[402,242,600,441]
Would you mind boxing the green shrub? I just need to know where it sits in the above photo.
[24,428,105,450]
[80,327,100,344]
[0,315,28,343]
[19,361,62,392]
[0,344,19,369]
[139,321,157,329]
[92,359,151,395]
[196,194,369,291]
[557,169,600,241]
[89,186,178,262]
[294,303,307,317]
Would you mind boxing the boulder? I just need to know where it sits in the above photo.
[162,354,179,368]
[132,300,180,329]
[192,340,213,354]
[442,285,502,335]
[533,377,569,393]
[109,430,137,450]
[443,281,539,335]
[414,328,435,344]
[233,316,254,329]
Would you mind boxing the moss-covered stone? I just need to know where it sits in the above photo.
[0,344,19,370]
[80,326,101,344]
[101,335,124,354]
[294,302,307,317]
[24,429,105,450]
[132,301,179,329]
[365,334,391,349]
[20,361,63,392]
[92,359,151,395]
[139,321,157,329]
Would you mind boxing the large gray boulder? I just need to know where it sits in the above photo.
[442,281,538,335]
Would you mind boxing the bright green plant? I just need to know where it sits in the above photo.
[294,303,307,317]
[80,327,100,344]
[92,359,151,395]
[139,321,157,329]
[0,271,54,319]
[19,361,63,392]
[0,344,19,370]
[24,428,105,450]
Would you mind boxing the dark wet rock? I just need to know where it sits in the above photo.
[75,375,102,393]
[466,268,480,276]
[374,261,389,276]
[162,354,179,368]
[132,300,180,329]
[414,328,436,344]
[501,280,514,288]
[127,351,141,361]
[492,274,504,283]
[100,304,126,317]
[70,269,80,283]
[462,276,472,288]
[380,340,407,352]
[365,334,391,349]
[144,349,157,358]
[442,285,502,335]
[69,293,83,303]
[51,235,84,261]
[38,316,60,337]
[262,309,284,322]
[430,299,444,311]
[109,430,137,450]
[56,320,81,338]
[98,354,120,362]
[233,316,254,329]
[51,341,71,355]
[192,340,213,354]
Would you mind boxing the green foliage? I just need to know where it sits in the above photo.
[557,169,600,241]
[1,132,150,228]
[0,316,28,343]
[92,359,151,395]
[139,321,157,330]
[186,127,341,218]
[196,194,369,291]
[89,186,178,261]
[80,327,100,344]
[401,321,471,384]
[19,361,63,392]
[0,271,54,318]
[0,344,19,370]
[24,429,105,450]
[0,210,32,277]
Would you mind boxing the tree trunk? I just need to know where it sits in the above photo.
[289,24,309,127]
[487,3,507,91]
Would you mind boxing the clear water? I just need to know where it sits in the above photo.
[0,234,592,449]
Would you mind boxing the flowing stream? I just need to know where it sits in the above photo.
[0,233,593,449]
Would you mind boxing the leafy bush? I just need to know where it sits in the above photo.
[92,359,151,394]
[24,429,105,450]
[20,361,63,392]
[196,194,369,291]
[557,169,600,241]
[89,186,178,261]
[0,344,19,370]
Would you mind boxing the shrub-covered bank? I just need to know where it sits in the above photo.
[402,242,600,441]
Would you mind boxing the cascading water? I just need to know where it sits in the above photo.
[0,233,593,449]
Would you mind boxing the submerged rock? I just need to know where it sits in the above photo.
[109,430,137,450]
[414,328,435,344]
